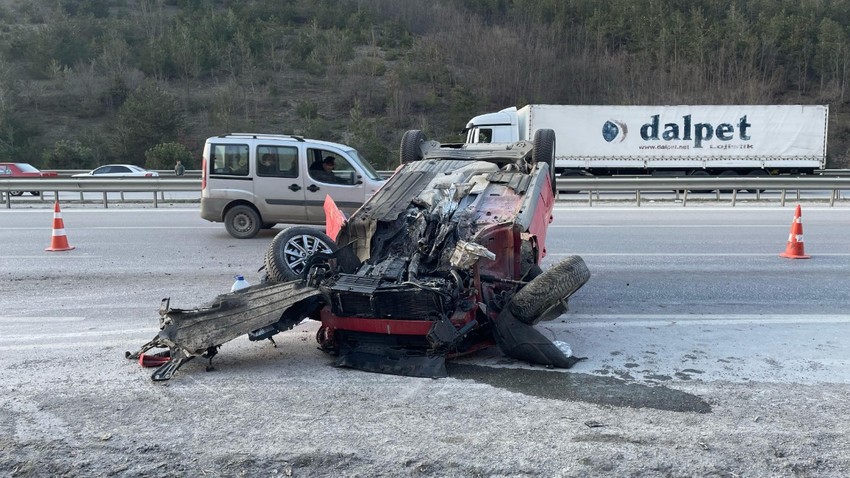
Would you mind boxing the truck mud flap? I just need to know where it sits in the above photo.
[127,280,322,381]
[491,307,584,368]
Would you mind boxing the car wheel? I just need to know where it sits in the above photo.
[224,205,262,239]
[9,191,23,196]
[532,128,557,194]
[510,255,590,325]
[30,191,41,196]
[400,130,425,164]
[264,226,338,281]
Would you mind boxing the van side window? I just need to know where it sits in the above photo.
[257,145,298,178]
[307,148,355,185]
[210,144,249,176]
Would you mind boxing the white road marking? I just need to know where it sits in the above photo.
[547,252,850,256]
[562,313,850,327]
[0,316,87,323]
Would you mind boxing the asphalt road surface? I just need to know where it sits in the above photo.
[1,204,849,477]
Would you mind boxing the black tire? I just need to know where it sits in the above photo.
[9,191,23,196]
[510,255,590,325]
[718,170,739,193]
[745,169,767,194]
[400,130,425,164]
[30,191,41,196]
[262,222,277,229]
[532,129,557,194]
[688,170,713,193]
[224,205,262,239]
[264,226,338,281]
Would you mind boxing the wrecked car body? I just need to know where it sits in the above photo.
[128,129,590,380]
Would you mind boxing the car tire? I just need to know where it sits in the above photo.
[400,130,425,164]
[264,226,338,281]
[30,191,41,196]
[532,128,557,194]
[224,205,262,239]
[510,255,590,325]
[9,191,23,196]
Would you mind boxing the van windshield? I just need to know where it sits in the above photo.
[346,149,382,181]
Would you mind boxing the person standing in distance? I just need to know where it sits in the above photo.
[174,159,185,176]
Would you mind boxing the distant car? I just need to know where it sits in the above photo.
[0,162,58,196]
[72,164,160,178]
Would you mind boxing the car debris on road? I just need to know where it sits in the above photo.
[127,129,591,380]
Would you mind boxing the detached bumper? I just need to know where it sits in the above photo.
[127,280,322,381]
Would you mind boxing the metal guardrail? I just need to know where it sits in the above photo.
[1,176,849,208]
[0,178,199,208]
[554,176,850,206]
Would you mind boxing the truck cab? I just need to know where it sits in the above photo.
[200,134,386,238]
[464,107,520,144]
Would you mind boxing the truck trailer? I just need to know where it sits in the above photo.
[464,105,828,178]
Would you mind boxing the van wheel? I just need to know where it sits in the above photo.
[532,129,557,194]
[224,205,261,239]
[265,226,338,281]
[510,256,590,325]
[400,130,425,164]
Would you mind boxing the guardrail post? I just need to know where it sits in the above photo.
[731,189,738,206]
[79,191,84,201]
[120,191,125,202]
[682,190,688,207]
[780,189,787,207]
[636,190,641,207]
[4,192,9,209]
[153,191,158,208]
[587,190,593,207]
[102,192,108,208]
[830,189,837,207]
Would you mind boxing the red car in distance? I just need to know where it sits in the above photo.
[0,162,58,196]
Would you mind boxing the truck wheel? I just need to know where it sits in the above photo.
[687,170,713,193]
[265,226,338,281]
[400,130,425,164]
[224,205,262,239]
[719,170,739,193]
[532,129,557,194]
[510,256,590,325]
[745,170,767,194]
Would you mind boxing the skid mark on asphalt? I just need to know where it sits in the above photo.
[446,364,711,413]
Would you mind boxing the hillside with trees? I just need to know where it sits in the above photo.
[1,0,849,171]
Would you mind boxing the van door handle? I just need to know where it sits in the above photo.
[307,184,320,192]
[288,184,301,192]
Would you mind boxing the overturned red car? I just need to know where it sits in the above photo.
[129,129,590,379]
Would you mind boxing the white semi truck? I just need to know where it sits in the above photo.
[464,105,828,177]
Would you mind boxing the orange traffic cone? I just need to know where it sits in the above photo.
[779,204,810,259]
[45,201,75,252]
